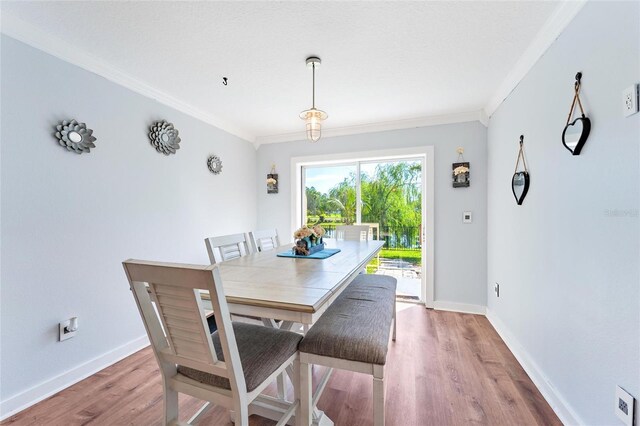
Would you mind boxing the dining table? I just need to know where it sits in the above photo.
[203,238,385,426]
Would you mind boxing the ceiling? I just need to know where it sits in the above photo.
[1,1,570,144]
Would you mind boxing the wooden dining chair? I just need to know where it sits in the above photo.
[123,260,302,426]
[335,225,372,241]
[204,233,253,264]
[249,229,280,252]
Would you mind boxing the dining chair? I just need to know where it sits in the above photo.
[249,229,280,252]
[204,233,253,264]
[123,259,302,426]
[335,225,372,241]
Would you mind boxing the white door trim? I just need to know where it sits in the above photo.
[291,146,435,308]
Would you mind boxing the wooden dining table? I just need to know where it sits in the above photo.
[204,239,385,426]
[217,239,384,325]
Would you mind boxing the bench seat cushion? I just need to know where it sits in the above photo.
[299,275,396,365]
[177,322,302,392]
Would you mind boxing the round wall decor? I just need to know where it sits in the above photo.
[148,120,181,155]
[55,119,96,154]
[207,155,223,174]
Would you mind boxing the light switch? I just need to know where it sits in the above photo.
[463,211,472,223]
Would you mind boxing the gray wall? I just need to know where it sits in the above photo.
[487,2,639,424]
[0,36,257,404]
[257,122,488,307]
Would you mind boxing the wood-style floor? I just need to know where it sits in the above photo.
[2,305,560,426]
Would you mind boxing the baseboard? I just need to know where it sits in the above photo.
[433,300,486,315]
[0,335,149,421]
[485,308,584,426]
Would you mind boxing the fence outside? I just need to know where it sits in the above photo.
[315,224,421,250]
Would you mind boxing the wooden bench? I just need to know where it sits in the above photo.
[298,274,397,426]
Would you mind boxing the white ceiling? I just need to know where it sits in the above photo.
[2,1,574,144]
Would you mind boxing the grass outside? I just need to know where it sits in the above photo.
[366,248,421,273]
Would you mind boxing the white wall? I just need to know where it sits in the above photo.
[256,122,488,308]
[0,35,257,414]
[486,2,639,425]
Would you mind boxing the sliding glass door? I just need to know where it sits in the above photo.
[302,158,423,301]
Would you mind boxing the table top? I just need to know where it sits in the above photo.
[217,240,384,319]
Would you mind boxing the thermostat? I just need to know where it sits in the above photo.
[463,211,472,223]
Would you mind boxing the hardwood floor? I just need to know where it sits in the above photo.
[2,305,560,425]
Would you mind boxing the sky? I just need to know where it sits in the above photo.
[304,160,421,195]
[304,165,355,194]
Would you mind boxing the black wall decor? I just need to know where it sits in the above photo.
[512,135,530,205]
[562,72,591,155]
[267,164,278,194]
[452,147,470,187]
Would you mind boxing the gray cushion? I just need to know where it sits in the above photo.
[345,274,397,294]
[177,322,302,392]
[299,275,396,365]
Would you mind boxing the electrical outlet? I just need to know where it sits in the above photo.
[615,386,635,426]
[623,84,639,117]
[59,317,78,341]
[463,211,472,223]
[494,282,500,297]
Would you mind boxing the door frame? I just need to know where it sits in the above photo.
[291,146,435,308]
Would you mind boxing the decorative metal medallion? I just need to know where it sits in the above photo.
[148,120,181,155]
[55,119,96,154]
[207,155,223,174]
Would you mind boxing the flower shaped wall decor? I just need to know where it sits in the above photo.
[148,120,181,155]
[55,119,96,154]
[207,155,223,174]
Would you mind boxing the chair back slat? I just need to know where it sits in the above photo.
[249,229,280,252]
[148,283,216,365]
[205,233,252,264]
[335,225,372,241]
[123,260,246,393]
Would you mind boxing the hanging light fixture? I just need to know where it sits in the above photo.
[299,56,327,142]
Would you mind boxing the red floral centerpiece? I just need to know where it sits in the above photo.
[292,225,325,255]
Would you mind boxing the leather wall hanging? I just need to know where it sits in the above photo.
[512,135,530,205]
[562,72,591,155]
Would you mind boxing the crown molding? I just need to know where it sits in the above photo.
[254,110,487,148]
[484,0,587,117]
[0,12,255,143]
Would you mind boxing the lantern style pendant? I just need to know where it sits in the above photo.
[299,57,328,142]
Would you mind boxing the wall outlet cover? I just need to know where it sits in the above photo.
[615,385,635,426]
[623,84,639,117]
[59,319,77,341]
[463,211,472,223]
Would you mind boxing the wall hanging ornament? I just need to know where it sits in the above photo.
[54,119,96,154]
[148,120,181,155]
[452,147,470,187]
[512,135,530,205]
[267,164,278,194]
[207,155,223,174]
[562,72,591,155]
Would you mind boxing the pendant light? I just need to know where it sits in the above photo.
[299,57,327,142]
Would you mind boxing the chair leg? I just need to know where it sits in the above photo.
[392,302,397,342]
[233,400,250,426]
[292,359,303,426]
[300,361,313,426]
[373,365,385,426]
[163,385,179,426]
[277,373,286,400]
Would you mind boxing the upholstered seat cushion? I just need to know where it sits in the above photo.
[299,275,396,365]
[345,274,397,294]
[177,322,302,392]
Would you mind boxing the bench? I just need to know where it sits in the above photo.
[298,274,397,426]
